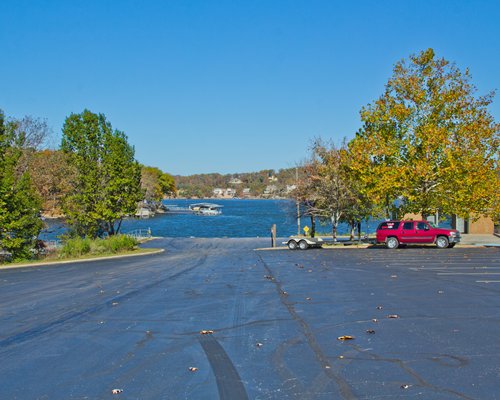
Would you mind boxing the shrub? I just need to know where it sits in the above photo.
[103,235,138,253]
[59,237,92,258]
[59,235,138,259]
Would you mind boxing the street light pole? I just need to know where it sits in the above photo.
[296,167,300,236]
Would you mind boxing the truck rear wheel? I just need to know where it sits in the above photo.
[288,240,298,250]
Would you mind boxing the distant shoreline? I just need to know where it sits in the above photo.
[171,197,294,201]
[41,197,295,219]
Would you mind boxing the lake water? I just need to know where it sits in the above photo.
[40,199,382,240]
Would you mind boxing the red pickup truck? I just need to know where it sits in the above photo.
[376,220,461,249]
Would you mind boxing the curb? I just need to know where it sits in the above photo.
[0,248,165,271]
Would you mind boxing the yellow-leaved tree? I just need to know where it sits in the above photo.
[349,48,499,220]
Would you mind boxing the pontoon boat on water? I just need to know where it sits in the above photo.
[189,203,223,216]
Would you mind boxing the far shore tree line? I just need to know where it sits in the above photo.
[174,168,298,199]
[0,48,498,261]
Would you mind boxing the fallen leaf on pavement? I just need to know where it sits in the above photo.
[200,330,214,335]
[400,384,411,389]
[337,335,355,341]
[388,314,399,319]
[376,306,383,310]
[256,342,263,347]
[189,367,198,372]
[366,329,375,334]
[111,389,123,395]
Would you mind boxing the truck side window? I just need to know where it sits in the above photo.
[417,222,428,230]
[403,222,414,230]
[378,222,401,230]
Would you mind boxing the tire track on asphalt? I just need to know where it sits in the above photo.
[199,249,250,400]
[199,334,249,400]
[257,254,357,400]
[0,254,208,350]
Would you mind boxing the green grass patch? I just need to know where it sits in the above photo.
[1,235,159,268]
[58,235,139,259]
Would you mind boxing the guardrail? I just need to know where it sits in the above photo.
[125,228,152,240]
[44,240,62,250]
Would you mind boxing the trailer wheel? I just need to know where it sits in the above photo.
[298,240,309,250]
[288,240,298,250]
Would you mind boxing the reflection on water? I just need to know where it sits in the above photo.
[40,199,385,240]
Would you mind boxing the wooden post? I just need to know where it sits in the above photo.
[271,224,277,248]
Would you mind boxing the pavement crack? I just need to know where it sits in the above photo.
[348,344,475,400]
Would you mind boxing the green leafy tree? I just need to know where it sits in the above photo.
[297,139,371,239]
[349,48,499,219]
[158,172,176,196]
[313,141,353,239]
[0,110,43,261]
[342,153,376,239]
[293,164,320,237]
[61,110,142,237]
[99,130,143,235]
[141,166,176,202]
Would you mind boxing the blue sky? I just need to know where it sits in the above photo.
[1,0,499,175]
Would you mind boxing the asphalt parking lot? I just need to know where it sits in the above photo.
[0,238,499,399]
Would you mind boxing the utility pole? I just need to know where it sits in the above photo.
[296,167,300,236]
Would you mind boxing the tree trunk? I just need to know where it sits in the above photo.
[331,215,338,241]
[310,216,316,238]
[350,221,355,240]
[116,218,123,235]
[385,194,391,219]
[108,221,115,236]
